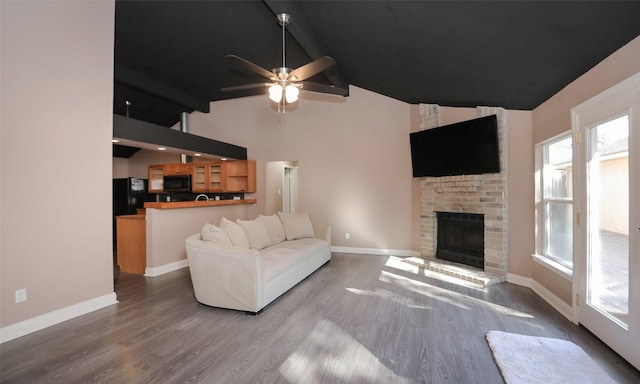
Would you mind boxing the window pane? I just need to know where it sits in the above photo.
[544,137,573,199]
[545,201,573,267]
[595,115,628,155]
[587,115,629,325]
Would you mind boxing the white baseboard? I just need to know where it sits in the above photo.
[0,292,117,344]
[506,272,532,288]
[331,246,420,257]
[506,272,573,322]
[530,280,574,322]
[144,259,189,277]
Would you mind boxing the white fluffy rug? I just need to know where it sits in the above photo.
[485,331,616,384]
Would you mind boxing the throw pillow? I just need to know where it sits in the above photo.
[237,218,272,250]
[219,217,250,249]
[277,212,315,241]
[258,214,286,245]
[200,222,232,246]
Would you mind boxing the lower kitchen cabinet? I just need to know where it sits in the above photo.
[116,214,146,274]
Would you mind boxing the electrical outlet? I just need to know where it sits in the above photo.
[15,288,27,303]
[345,232,350,240]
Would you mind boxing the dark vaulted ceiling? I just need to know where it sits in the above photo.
[114,1,640,127]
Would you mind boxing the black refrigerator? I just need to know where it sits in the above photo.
[113,178,150,248]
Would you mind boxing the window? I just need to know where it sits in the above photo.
[536,133,573,269]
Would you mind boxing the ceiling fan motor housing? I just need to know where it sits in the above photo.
[273,67,293,81]
[277,13,291,26]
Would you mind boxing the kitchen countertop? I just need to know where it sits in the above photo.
[116,213,146,220]
[144,199,257,209]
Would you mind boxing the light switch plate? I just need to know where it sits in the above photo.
[15,288,27,303]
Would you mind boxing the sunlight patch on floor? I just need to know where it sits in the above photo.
[379,270,534,319]
[279,319,412,384]
[345,287,432,310]
[403,256,502,287]
[385,256,490,291]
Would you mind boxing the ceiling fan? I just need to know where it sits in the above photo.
[222,13,346,111]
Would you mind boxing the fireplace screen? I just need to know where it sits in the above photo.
[436,212,484,269]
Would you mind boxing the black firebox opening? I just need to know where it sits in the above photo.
[436,212,484,269]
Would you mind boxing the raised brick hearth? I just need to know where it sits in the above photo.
[417,105,508,281]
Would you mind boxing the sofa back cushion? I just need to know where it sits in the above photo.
[201,223,233,246]
[220,217,250,249]
[237,218,272,250]
[258,214,286,245]
[277,212,315,240]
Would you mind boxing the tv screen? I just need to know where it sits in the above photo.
[410,115,500,177]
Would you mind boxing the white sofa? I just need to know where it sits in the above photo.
[185,213,331,313]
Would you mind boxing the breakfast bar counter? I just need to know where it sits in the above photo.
[144,199,256,209]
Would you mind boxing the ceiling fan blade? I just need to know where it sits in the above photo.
[289,56,336,81]
[225,55,275,80]
[301,82,348,96]
[221,83,270,92]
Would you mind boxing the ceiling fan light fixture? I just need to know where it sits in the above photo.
[285,85,299,103]
[224,12,338,112]
[269,84,283,103]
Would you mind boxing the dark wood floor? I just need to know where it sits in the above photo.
[1,253,638,383]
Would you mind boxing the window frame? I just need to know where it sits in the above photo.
[535,131,574,275]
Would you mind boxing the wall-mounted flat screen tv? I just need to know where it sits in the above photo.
[410,114,500,177]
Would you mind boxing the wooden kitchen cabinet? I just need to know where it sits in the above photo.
[223,160,256,193]
[116,214,146,274]
[148,165,165,193]
[191,162,224,192]
[164,163,192,176]
[148,160,255,193]
[149,163,193,193]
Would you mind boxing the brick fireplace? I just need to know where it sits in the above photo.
[418,105,508,280]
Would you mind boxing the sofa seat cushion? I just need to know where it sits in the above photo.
[260,238,328,283]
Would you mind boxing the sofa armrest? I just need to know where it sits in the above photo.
[185,234,263,312]
[311,222,331,246]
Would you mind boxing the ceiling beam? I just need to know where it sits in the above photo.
[115,64,210,113]
[264,0,349,95]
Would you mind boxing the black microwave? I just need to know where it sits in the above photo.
[163,175,191,192]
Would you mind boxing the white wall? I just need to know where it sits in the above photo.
[189,87,414,251]
[506,110,535,277]
[146,204,253,270]
[113,157,130,178]
[1,1,115,329]
[112,150,182,179]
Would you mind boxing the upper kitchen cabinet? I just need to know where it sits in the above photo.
[148,163,191,193]
[148,165,164,193]
[163,163,191,176]
[147,160,255,193]
[224,160,256,193]
[192,162,223,192]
